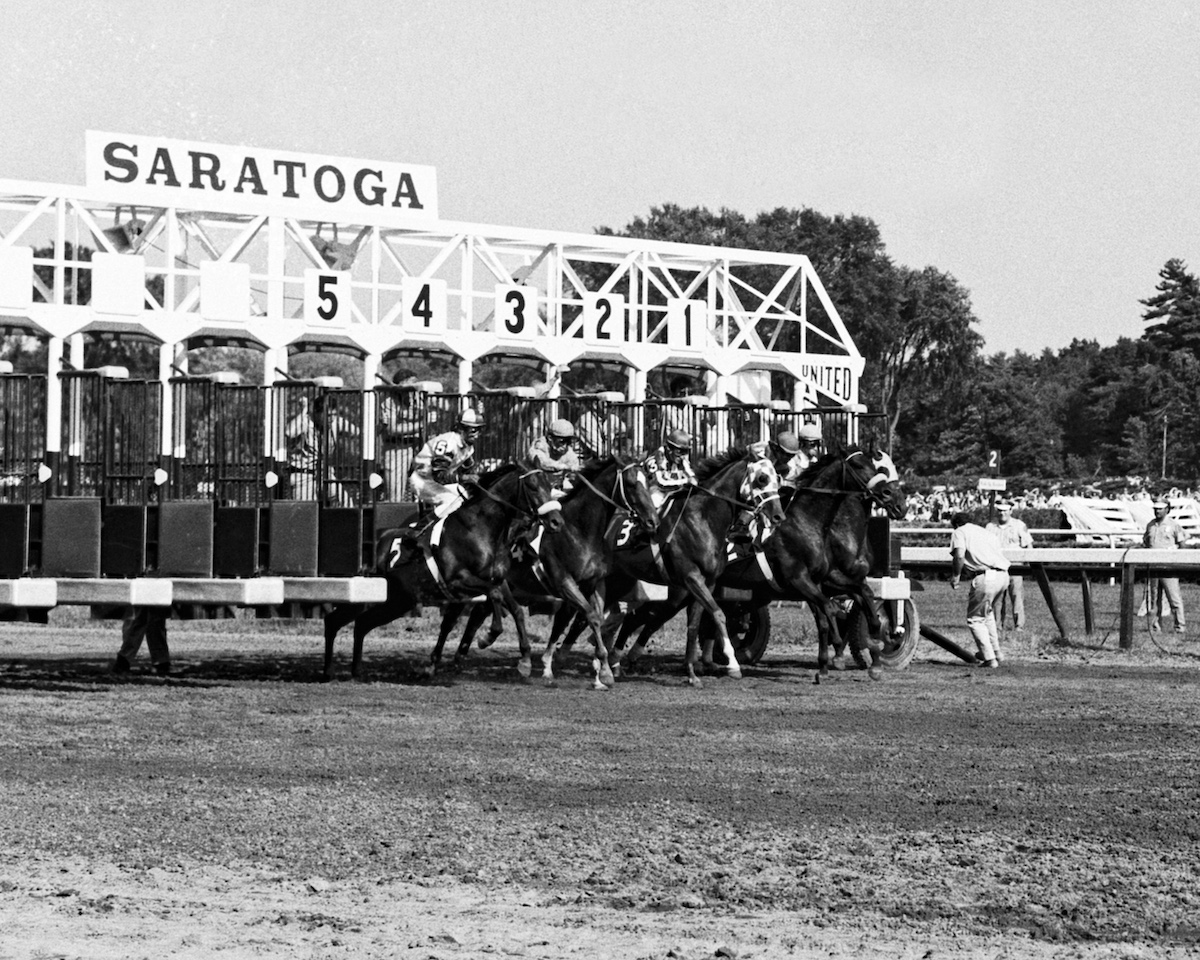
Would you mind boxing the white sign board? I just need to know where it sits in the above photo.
[495,284,537,340]
[90,253,146,316]
[400,278,448,335]
[199,261,251,322]
[666,297,708,351]
[583,293,625,345]
[977,477,1008,492]
[0,246,33,310]
[304,269,352,325]
[85,131,438,226]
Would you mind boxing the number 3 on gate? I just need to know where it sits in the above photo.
[495,284,538,340]
[304,269,351,325]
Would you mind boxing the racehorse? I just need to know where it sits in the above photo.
[441,457,660,689]
[575,449,786,687]
[322,461,562,680]
[611,443,906,680]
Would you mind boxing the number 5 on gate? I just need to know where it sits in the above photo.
[304,269,351,325]
[583,293,626,345]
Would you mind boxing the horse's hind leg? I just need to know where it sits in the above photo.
[497,583,534,678]
[347,594,414,680]
[323,602,364,681]
[428,603,467,677]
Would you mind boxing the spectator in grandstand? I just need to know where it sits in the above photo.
[949,512,1011,668]
[529,418,582,496]
[1143,501,1187,633]
[987,501,1034,629]
[644,428,697,509]
[111,607,171,678]
[285,394,360,506]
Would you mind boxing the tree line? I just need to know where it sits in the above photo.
[605,205,1200,489]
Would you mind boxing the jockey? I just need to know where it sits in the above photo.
[731,423,822,543]
[409,407,485,517]
[644,428,697,510]
[529,418,582,497]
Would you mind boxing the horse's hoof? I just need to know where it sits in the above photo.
[542,675,557,687]
[517,659,532,679]
[831,655,847,672]
[687,676,704,689]
[868,666,884,681]
[726,665,743,680]
[597,664,615,688]
[477,634,497,650]
[591,678,612,691]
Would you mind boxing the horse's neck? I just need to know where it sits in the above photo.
[706,460,748,497]
[562,468,617,531]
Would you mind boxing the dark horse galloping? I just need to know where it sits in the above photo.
[322,461,562,680]
[722,443,908,678]
[585,449,786,687]
[443,457,660,689]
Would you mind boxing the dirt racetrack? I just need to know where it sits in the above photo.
[2,584,1200,960]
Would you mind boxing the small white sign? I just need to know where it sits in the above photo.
[583,293,625,345]
[199,261,251,322]
[304,269,352,325]
[495,284,537,339]
[666,297,707,351]
[401,278,447,334]
[0,246,33,310]
[90,252,147,316]
[978,477,1008,491]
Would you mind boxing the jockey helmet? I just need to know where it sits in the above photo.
[774,431,800,455]
[547,418,575,440]
[797,422,822,443]
[666,428,692,451]
[457,408,485,433]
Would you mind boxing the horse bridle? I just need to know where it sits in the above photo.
[803,450,894,508]
[570,462,656,529]
[469,467,562,519]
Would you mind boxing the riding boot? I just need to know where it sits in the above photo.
[729,510,754,544]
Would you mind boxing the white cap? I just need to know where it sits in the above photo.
[1152,500,1168,509]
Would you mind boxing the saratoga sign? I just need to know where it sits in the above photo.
[85,131,438,226]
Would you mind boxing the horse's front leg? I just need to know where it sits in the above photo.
[682,573,741,681]
[541,605,575,685]
[323,602,362,681]
[556,577,612,690]
[452,603,491,670]
[496,582,533,678]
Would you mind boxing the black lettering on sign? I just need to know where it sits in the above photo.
[317,275,338,320]
[103,141,138,183]
[234,157,266,195]
[595,298,612,339]
[505,290,526,334]
[313,164,346,203]
[188,151,225,190]
[146,147,181,187]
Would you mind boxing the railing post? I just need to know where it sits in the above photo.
[1080,570,1094,635]
[1119,561,1136,649]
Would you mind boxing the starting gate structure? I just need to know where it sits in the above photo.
[0,132,904,637]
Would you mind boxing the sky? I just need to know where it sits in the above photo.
[1,0,1197,356]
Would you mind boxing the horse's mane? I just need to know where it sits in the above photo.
[694,446,749,483]
[559,456,619,503]
[475,461,522,488]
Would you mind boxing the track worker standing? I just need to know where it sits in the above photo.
[1144,500,1187,633]
[949,512,1011,668]
[111,607,171,677]
[986,501,1033,629]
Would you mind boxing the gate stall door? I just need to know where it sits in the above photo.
[0,373,46,577]
[372,383,429,540]
[163,376,268,577]
[320,387,367,575]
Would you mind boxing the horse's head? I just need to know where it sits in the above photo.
[615,457,660,535]
[520,463,565,533]
[865,448,907,520]
[741,457,786,526]
[479,461,564,532]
